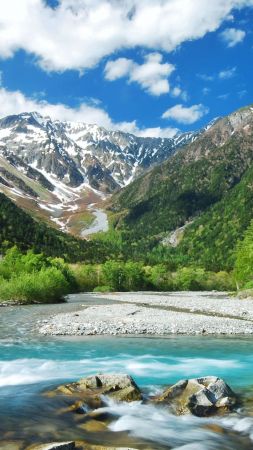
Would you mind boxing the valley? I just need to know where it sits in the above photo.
[0,111,203,237]
[2,2,253,450]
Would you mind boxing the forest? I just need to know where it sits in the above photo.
[0,217,252,304]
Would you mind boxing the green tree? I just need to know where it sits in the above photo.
[148,264,173,291]
[102,261,126,291]
[124,261,145,290]
[234,220,253,287]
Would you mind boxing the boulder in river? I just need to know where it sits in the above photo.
[155,376,237,416]
[54,373,142,409]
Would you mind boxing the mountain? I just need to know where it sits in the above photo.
[0,111,201,235]
[0,111,200,190]
[109,105,253,270]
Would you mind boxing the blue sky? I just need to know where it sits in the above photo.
[0,0,252,137]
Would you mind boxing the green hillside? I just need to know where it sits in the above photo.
[108,106,253,270]
[164,164,253,271]
[0,193,105,263]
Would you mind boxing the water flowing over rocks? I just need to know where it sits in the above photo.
[27,443,75,450]
[26,444,139,450]
[51,373,237,418]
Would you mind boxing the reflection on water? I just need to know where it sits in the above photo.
[1,294,253,449]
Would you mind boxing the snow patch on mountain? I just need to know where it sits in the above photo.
[0,112,204,195]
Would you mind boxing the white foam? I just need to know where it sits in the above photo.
[0,355,243,388]
[102,399,221,447]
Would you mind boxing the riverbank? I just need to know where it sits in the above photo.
[39,291,253,336]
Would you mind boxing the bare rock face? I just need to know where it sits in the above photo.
[54,373,142,407]
[155,376,237,416]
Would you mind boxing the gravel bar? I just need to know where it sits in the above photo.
[39,292,253,336]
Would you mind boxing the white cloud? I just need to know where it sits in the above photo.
[171,86,188,101]
[218,93,230,100]
[135,126,179,138]
[0,0,252,72]
[219,66,237,79]
[105,53,174,96]
[162,104,209,124]
[220,27,246,47]
[198,73,215,82]
[0,87,116,128]
[0,86,177,138]
[104,58,134,80]
[238,89,247,98]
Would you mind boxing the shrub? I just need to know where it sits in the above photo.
[93,285,114,293]
[147,264,173,291]
[73,264,103,291]
[0,267,70,303]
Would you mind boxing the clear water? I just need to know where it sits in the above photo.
[1,294,253,449]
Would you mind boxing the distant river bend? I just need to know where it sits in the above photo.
[81,207,108,237]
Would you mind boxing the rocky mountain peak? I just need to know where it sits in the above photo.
[0,111,201,193]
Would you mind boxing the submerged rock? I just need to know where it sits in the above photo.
[0,441,24,450]
[78,419,108,432]
[155,376,237,416]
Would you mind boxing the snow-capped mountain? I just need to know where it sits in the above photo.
[0,112,201,193]
[0,111,208,235]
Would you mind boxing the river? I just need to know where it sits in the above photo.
[81,208,108,237]
[1,293,253,449]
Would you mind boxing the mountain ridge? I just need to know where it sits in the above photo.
[0,111,208,235]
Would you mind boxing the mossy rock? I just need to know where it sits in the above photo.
[52,374,142,406]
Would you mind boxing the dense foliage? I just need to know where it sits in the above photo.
[73,261,235,293]
[234,220,253,288]
[107,125,253,271]
[0,247,236,304]
[166,164,253,271]
[0,247,76,303]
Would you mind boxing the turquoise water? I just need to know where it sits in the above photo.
[1,335,253,388]
[1,294,253,449]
